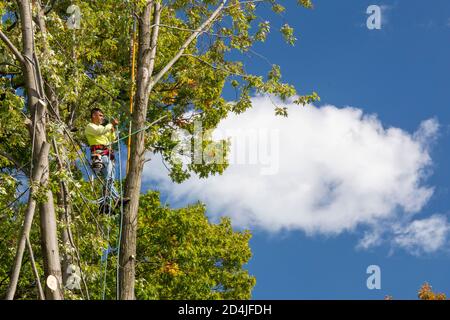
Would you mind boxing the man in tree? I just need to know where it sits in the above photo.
[1,0,317,299]
[85,107,127,213]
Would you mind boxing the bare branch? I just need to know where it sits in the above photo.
[26,237,45,300]
[0,30,26,65]
[149,0,228,89]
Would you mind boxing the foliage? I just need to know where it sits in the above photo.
[418,283,447,300]
[384,283,448,300]
[0,0,316,299]
[0,185,254,300]
[0,201,44,300]
[136,191,254,299]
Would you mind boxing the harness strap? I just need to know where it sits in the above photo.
[90,145,115,160]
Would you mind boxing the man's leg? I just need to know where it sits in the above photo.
[98,155,119,215]
[102,155,120,201]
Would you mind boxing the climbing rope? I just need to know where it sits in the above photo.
[101,225,112,300]
[115,127,125,300]
[127,17,137,174]
[100,139,117,300]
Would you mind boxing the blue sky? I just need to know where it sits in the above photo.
[242,0,450,299]
[142,0,450,299]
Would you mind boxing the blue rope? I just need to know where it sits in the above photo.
[101,142,118,300]
[98,126,127,299]
[101,224,111,300]
[115,127,125,300]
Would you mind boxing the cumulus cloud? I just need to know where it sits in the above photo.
[143,96,448,254]
[392,215,450,255]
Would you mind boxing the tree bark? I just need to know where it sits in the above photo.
[17,0,63,300]
[119,1,160,300]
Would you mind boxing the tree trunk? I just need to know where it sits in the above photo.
[118,0,224,299]
[53,140,72,287]
[17,0,63,300]
[119,1,161,300]
[5,142,49,299]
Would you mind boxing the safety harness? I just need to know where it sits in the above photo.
[90,145,114,175]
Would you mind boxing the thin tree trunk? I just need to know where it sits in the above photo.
[5,142,49,300]
[52,137,81,289]
[26,237,45,300]
[53,147,72,286]
[17,0,63,300]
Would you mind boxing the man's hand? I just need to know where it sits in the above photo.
[111,119,119,126]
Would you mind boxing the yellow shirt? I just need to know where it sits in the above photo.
[84,123,116,146]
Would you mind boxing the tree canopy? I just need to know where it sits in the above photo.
[0,0,316,299]
[0,186,254,299]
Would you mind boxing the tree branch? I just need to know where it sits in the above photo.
[149,0,228,89]
[0,71,22,75]
[33,0,48,41]
[223,0,268,10]
[0,62,21,69]
[44,0,58,15]
[182,53,244,77]
[0,150,30,176]
[6,12,18,32]
[0,62,21,76]
[0,30,26,65]
[145,1,162,89]
[150,23,229,38]
[26,236,45,300]
[0,186,30,215]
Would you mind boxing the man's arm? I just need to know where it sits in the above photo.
[109,119,118,142]
[85,123,114,136]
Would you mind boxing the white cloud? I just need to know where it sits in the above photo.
[393,215,450,255]
[413,118,439,147]
[143,96,447,253]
